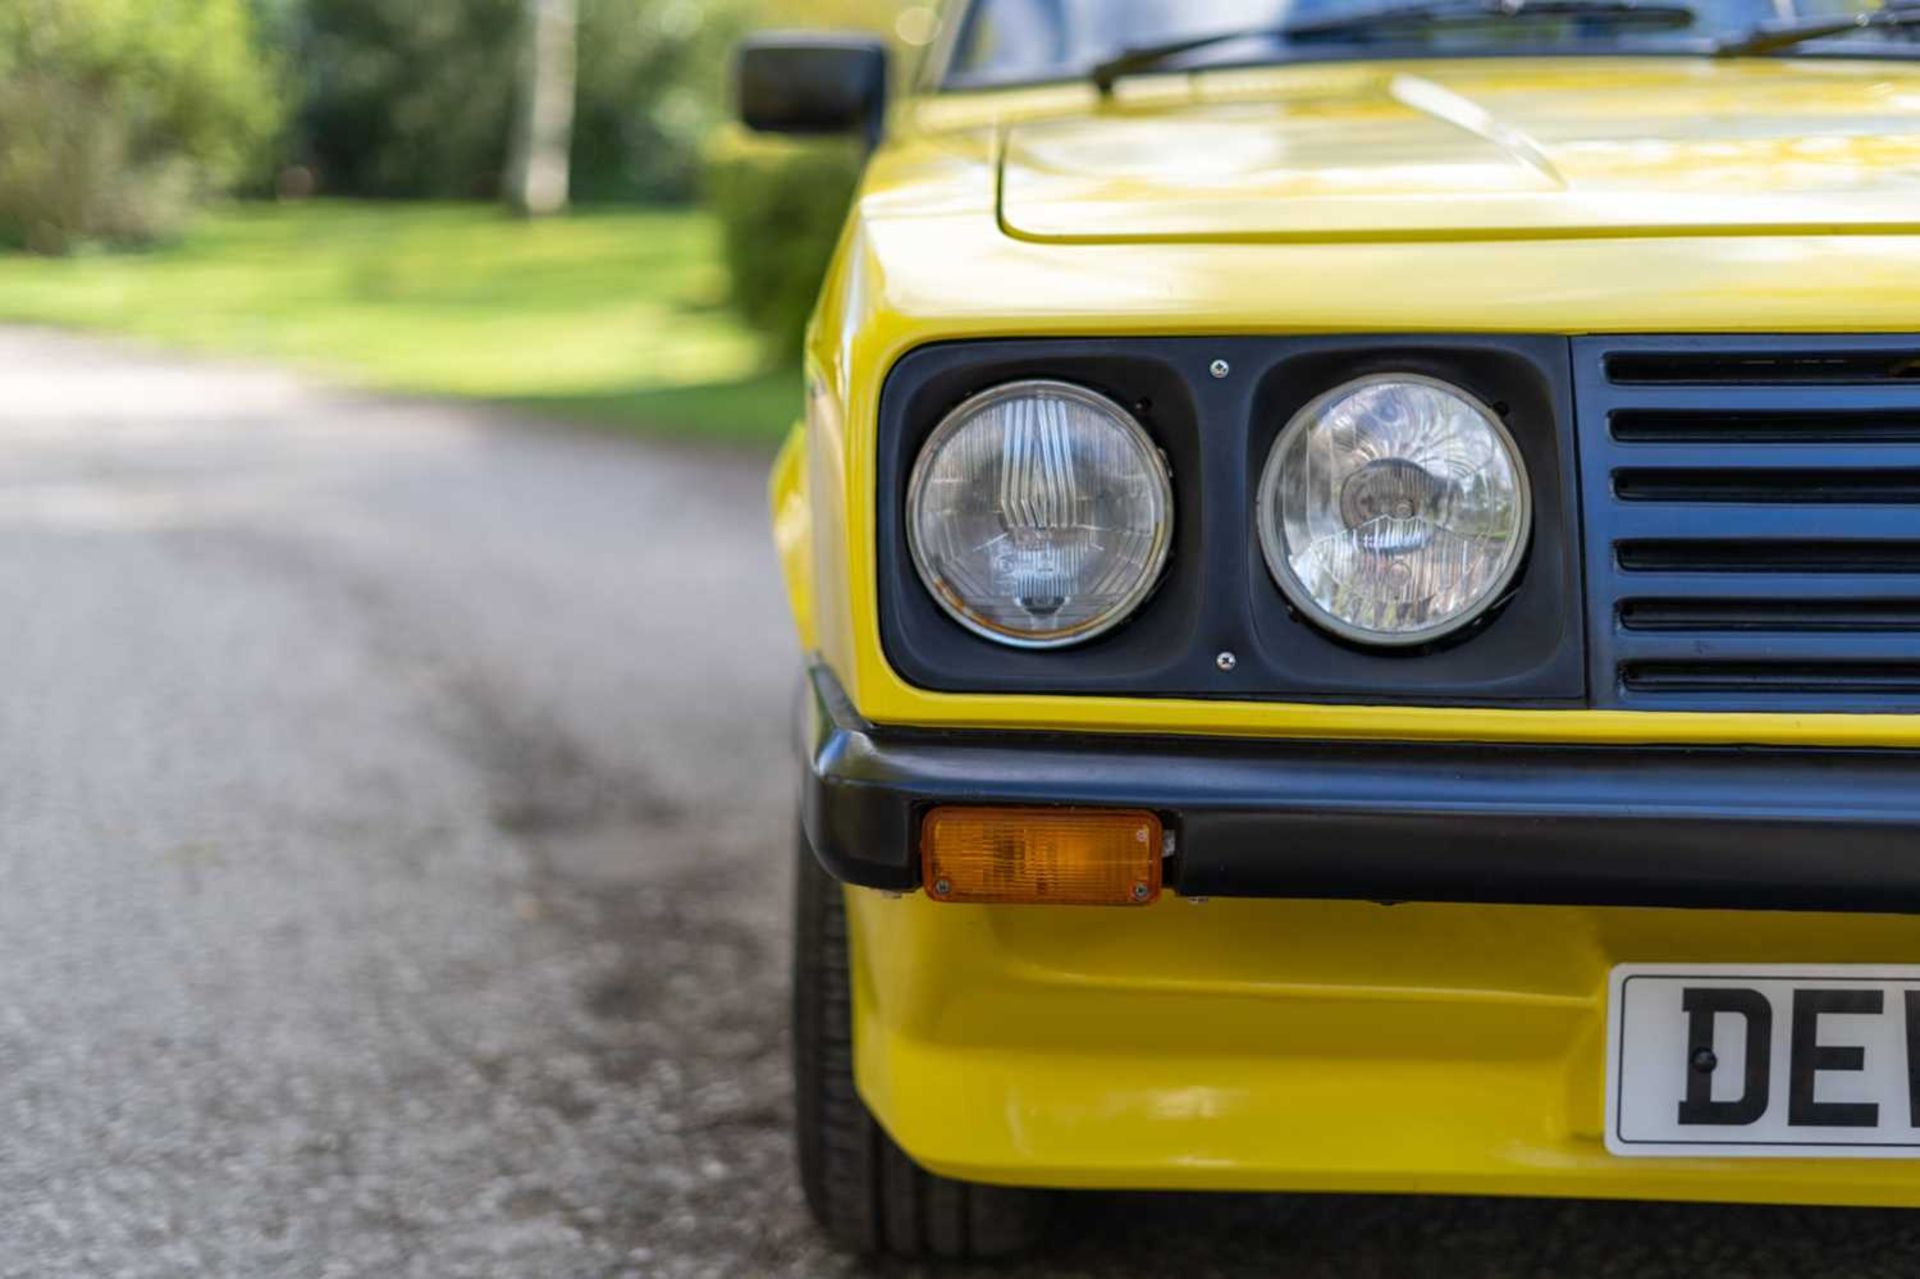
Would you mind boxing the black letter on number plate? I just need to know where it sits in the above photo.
[1908,991,1920,1127]
[1678,987,1772,1126]
[1789,988,1882,1128]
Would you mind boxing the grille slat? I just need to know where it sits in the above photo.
[1617,540,1920,574]
[1605,350,1920,386]
[1615,469,1920,505]
[1601,630,1920,662]
[1578,336,1920,713]
[1594,383,1920,413]
[1623,662,1920,696]
[1605,503,1920,543]
[1613,409,1920,444]
[1621,598,1920,633]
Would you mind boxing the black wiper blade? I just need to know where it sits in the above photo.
[1090,28,1273,94]
[1716,5,1920,56]
[1090,0,1697,94]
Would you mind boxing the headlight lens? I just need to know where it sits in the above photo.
[1256,374,1531,646]
[907,380,1173,648]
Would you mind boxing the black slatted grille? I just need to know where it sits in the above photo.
[1577,336,1920,712]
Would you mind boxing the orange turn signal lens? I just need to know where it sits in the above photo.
[921,806,1162,906]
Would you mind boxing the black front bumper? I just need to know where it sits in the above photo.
[802,667,1920,914]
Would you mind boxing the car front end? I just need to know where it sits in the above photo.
[748,8,1920,1258]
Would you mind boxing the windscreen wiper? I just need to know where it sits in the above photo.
[1715,5,1920,56]
[1090,0,1698,94]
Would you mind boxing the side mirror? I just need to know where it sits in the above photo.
[736,32,889,147]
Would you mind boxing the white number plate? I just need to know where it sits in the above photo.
[1607,964,1920,1158]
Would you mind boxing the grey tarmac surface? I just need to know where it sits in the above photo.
[1,327,1915,1278]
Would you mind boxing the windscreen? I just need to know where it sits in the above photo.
[948,0,1891,84]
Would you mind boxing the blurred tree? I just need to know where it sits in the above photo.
[284,0,751,203]
[568,0,750,202]
[295,0,521,198]
[0,0,281,252]
[505,0,578,215]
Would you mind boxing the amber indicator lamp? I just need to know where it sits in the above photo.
[920,806,1163,906]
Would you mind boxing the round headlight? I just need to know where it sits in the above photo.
[1256,374,1531,646]
[907,380,1173,648]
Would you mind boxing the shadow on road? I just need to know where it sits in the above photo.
[888,1190,1920,1278]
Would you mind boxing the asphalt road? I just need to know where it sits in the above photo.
[4,328,1919,1278]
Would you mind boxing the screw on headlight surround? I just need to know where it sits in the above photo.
[1256,373,1533,647]
[905,379,1174,649]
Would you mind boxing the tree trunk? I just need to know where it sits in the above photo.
[505,0,577,217]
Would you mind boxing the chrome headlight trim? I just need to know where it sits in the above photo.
[1255,372,1533,648]
[905,378,1174,649]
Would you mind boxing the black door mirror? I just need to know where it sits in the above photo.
[736,33,889,147]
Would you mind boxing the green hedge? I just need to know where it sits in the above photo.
[703,127,864,360]
[0,0,280,252]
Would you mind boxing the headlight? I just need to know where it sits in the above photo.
[907,379,1173,648]
[1256,374,1531,646]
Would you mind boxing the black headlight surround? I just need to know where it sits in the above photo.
[875,336,1585,704]
[877,342,1208,687]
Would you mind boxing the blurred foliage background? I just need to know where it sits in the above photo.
[0,0,281,252]
[0,0,928,443]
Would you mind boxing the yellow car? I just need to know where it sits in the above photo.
[740,0,1920,1260]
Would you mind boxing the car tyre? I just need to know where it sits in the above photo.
[792,825,1050,1259]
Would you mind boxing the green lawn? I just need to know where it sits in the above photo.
[0,201,801,446]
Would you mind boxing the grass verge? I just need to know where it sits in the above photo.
[0,200,799,446]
